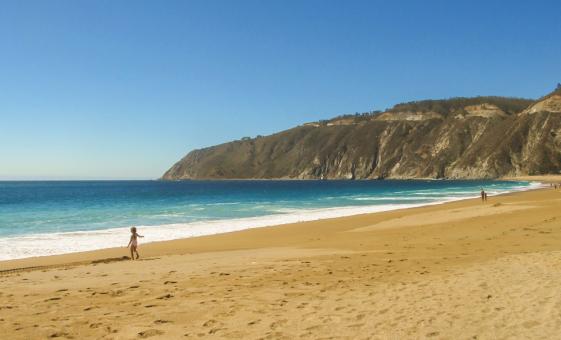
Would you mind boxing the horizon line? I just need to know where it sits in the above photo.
[0,177,158,181]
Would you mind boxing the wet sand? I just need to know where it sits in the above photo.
[2,177,561,339]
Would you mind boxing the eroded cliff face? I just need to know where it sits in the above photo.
[163,92,561,180]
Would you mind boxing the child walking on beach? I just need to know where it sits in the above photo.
[127,227,144,260]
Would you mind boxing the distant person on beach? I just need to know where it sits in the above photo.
[127,227,144,260]
[481,189,485,202]
[484,191,488,202]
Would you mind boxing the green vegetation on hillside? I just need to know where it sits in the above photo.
[389,96,533,116]
[319,96,533,125]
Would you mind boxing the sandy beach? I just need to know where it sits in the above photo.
[2,177,561,339]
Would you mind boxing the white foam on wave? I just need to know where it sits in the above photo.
[0,181,544,261]
[351,196,439,201]
[0,201,454,261]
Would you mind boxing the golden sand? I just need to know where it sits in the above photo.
[2,177,561,339]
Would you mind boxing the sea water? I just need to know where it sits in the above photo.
[0,180,541,260]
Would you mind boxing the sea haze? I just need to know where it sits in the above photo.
[0,180,541,260]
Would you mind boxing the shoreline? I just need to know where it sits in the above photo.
[3,176,561,338]
[0,177,548,272]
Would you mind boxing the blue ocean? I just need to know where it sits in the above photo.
[0,180,540,260]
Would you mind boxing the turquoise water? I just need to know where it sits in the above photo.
[0,180,539,260]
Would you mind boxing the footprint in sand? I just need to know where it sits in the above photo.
[270,319,288,330]
[157,294,174,300]
[45,297,61,302]
[203,319,218,327]
[154,319,172,324]
[110,290,124,297]
[138,329,164,338]
[208,328,224,335]
[49,331,71,338]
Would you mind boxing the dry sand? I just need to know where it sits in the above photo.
[2,177,561,339]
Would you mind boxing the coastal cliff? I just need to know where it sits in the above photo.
[163,88,561,180]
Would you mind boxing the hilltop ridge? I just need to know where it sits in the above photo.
[163,87,561,180]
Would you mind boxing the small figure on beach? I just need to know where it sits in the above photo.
[481,188,485,202]
[127,226,144,260]
[484,191,488,202]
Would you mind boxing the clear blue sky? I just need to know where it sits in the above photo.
[1,0,560,180]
